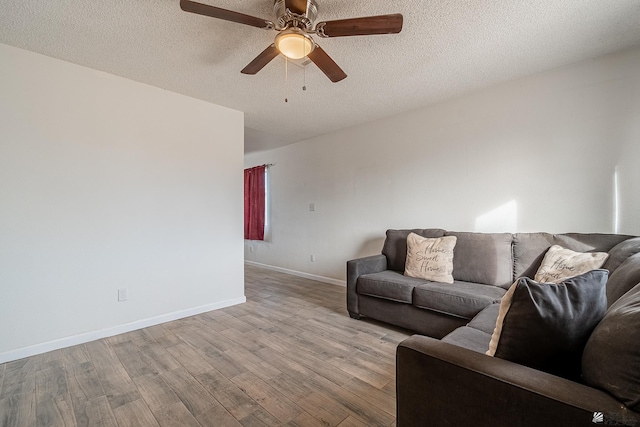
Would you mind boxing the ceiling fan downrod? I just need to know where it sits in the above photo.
[273,0,318,31]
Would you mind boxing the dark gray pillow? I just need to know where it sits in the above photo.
[582,283,640,411]
[494,270,608,380]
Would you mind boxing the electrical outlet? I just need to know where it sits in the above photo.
[118,288,128,302]
[310,254,316,262]
[309,203,316,212]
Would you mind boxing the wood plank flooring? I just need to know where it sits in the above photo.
[0,265,411,427]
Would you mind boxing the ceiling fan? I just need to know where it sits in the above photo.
[180,0,403,82]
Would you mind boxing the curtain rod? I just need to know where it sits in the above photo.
[246,163,274,170]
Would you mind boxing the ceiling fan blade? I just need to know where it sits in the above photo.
[180,0,273,29]
[316,14,403,37]
[307,45,347,83]
[241,45,280,75]
[284,0,308,15]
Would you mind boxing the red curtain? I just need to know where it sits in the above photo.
[244,165,266,240]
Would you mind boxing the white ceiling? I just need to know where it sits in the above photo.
[1,1,640,153]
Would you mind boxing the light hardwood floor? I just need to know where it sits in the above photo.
[0,265,411,427]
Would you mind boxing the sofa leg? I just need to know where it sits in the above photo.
[348,311,362,320]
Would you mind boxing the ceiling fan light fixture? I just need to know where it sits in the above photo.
[275,29,314,60]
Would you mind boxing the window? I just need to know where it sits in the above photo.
[244,165,266,240]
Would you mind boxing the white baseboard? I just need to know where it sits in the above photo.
[245,261,346,287]
[0,296,246,365]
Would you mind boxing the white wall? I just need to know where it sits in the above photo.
[245,48,640,283]
[616,102,640,234]
[0,44,245,363]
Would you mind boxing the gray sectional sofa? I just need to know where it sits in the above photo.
[347,229,640,426]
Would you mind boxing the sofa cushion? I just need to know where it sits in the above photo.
[513,233,556,279]
[413,281,506,320]
[558,233,632,252]
[445,232,513,288]
[441,326,492,353]
[467,303,501,334]
[534,245,608,284]
[582,282,640,412]
[487,270,608,380]
[603,237,640,274]
[513,233,631,279]
[357,270,423,304]
[405,233,456,284]
[382,229,446,272]
[606,253,640,307]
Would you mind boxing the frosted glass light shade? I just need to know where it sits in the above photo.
[275,30,314,60]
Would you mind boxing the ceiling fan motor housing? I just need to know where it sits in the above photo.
[273,0,318,30]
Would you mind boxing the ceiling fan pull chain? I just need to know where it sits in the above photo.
[302,36,307,91]
[285,56,289,103]
[303,58,307,91]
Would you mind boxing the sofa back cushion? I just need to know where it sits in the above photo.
[513,233,631,280]
[603,237,640,273]
[382,229,445,272]
[582,282,640,412]
[606,253,640,307]
[445,232,513,288]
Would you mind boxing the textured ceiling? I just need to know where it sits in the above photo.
[2,1,640,153]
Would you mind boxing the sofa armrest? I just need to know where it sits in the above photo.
[397,335,638,427]
[346,254,387,317]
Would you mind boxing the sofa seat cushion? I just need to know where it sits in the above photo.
[413,281,506,320]
[467,303,501,334]
[356,270,424,304]
[441,326,492,353]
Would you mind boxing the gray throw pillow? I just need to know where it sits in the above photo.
[492,270,608,380]
[582,283,640,411]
